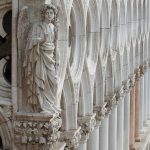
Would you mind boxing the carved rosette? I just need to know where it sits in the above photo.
[94,102,107,121]
[14,114,62,150]
[60,128,81,150]
[78,114,96,141]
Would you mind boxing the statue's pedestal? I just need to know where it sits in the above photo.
[14,112,63,150]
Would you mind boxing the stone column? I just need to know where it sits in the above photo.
[78,114,96,150]
[123,80,130,150]
[144,62,149,125]
[129,74,136,150]
[99,117,109,150]
[109,106,117,150]
[135,69,141,142]
[87,121,101,150]
[117,98,124,150]
[94,103,107,150]
[139,65,145,133]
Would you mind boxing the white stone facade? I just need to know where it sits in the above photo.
[0,0,150,149]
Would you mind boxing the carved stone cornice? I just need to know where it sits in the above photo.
[60,127,81,150]
[78,114,96,141]
[94,102,107,121]
[14,113,62,150]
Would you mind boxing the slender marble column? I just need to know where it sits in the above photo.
[79,140,87,150]
[87,122,100,150]
[129,75,136,150]
[139,66,145,133]
[99,117,109,150]
[144,69,148,124]
[124,92,130,150]
[109,107,117,150]
[147,67,150,119]
[123,80,130,150]
[117,98,124,150]
[135,69,141,142]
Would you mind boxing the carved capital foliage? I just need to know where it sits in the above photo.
[0,105,12,121]
[122,79,131,93]
[94,102,107,121]
[60,128,81,150]
[115,86,125,102]
[14,113,62,150]
[135,68,141,81]
[139,65,144,77]
[105,94,117,116]
[78,114,96,140]
[129,74,136,87]
[144,61,149,72]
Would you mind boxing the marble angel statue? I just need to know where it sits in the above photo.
[17,4,59,114]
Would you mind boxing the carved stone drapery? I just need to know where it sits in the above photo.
[78,114,96,141]
[14,113,62,150]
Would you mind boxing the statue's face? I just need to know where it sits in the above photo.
[44,9,55,22]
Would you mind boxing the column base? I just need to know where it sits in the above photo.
[135,137,141,142]
[144,120,149,127]
[139,129,145,134]
[130,145,136,150]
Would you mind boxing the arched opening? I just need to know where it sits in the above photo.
[0,10,12,85]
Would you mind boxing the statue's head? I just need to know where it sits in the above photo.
[41,4,58,23]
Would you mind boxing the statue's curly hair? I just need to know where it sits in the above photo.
[41,4,58,20]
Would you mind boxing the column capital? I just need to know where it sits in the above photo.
[78,114,96,141]
[144,61,149,72]
[14,113,62,149]
[105,94,117,116]
[122,79,131,93]
[135,68,141,81]
[115,85,125,101]
[60,127,81,150]
[128,74,136,87]
[139,65,144,77]
[94,102,107,121]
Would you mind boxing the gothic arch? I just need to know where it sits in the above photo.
[68,0,86,82]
